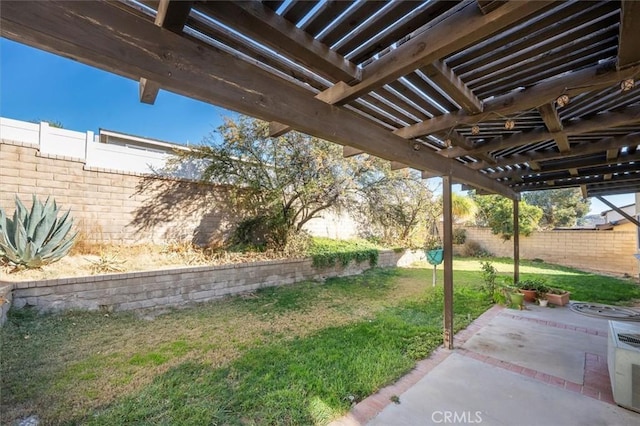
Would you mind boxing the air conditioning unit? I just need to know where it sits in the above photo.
[608,320,640,413]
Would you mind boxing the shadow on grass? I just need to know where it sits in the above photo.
[0,308,136,423]
[232,267,403,316]
[80,284,483,426]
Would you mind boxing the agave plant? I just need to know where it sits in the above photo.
[0,195,77,268]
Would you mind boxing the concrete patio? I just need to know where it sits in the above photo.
[332,303,640,426]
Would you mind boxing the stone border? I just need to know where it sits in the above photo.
[1,250,425,321]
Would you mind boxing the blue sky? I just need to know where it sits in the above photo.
[0,38,232,144]
[0,38,634,214]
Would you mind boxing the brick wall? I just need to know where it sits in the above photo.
[1,140,235,245]
[462,226,639,277]
[5,249,425,315]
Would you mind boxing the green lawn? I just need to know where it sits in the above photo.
[1,258,638,425]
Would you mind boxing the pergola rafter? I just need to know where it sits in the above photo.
[139,0,192,104]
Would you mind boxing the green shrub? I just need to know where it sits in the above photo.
[462,240,491,257]
[480,261,498,303]
[308,237,380,268]
[453,228,467,245]
[0,195,77,268]
[516,278,549,293]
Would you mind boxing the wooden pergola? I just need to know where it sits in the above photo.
[2,0,639,348]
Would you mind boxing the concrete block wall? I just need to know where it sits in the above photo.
[6,249,424,314]
[0,140,234,245]
[463,226,639,277]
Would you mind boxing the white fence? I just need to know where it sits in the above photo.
[1,117,171,174]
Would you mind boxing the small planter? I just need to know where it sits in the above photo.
[520,289,537,303]
[546,291,570,306]
[539,299,548,307]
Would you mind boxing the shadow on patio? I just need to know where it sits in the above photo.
[334,303,640,426]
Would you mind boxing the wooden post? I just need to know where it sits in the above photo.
[513,198,520,284]
[443,175,454,349]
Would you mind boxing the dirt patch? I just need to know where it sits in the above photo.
[0,243,291,282]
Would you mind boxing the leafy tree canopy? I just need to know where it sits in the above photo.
[472,193,543,240]
[522,188,590,229]
[173,116,371,249]
[172,116,439,251]
[355,163,436,248]
[432,193,477,224]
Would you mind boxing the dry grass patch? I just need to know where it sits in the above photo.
[0,242,292,282]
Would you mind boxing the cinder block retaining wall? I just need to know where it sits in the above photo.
[2,250,425,318]
[463,226,639,277]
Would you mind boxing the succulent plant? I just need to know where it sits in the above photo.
[0,195,77,268]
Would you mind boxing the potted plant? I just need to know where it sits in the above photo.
[503,286,525,310]
[546,287,570,306]
[516,278,547,303]
[424,236,443,266]
[537,291,549,307]
[536,283,550,307]
[425,236,443,287]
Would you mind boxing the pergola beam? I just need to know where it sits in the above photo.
[618,1,640,69]
[422,170,441,179]
[421,61,483,114]
[469,134,640,171]
[517,163,639,186]
[0,0,518,199]
[537,103,570,153]
[488,151,640,180]
[580,185,588,199]
[268,122,291,138]
[202,1,360,139]
[587,181,640,196]
[390,162,410,171]
[445,104,640,157]
[272,60,482,137]
[343,146,363,158]
[395,60,640,139]
[317,1,553,105]
[513,171,640,192]
[139,0,192,105]
[198,1,358,83]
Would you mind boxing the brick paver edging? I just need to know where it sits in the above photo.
[330,305,616,426]
[500,311,608,337]
[457,310,615,405]
[329,304,505,426]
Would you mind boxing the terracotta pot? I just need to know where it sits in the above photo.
[520,289,537,303]
[546,292,570,306]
